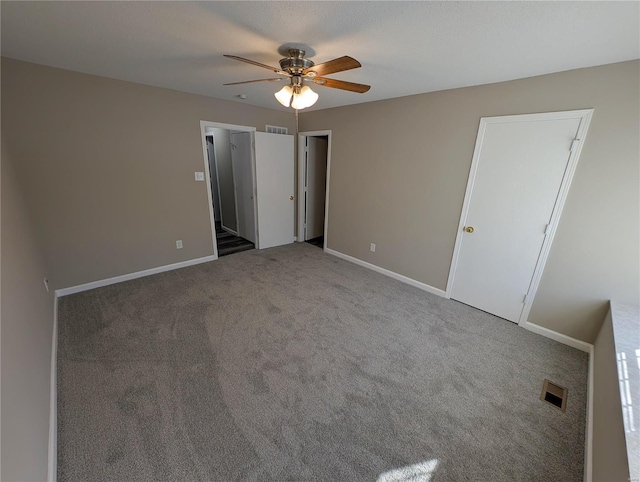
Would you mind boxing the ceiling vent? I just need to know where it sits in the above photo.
[540,379,568,411]
[266,125,288,135]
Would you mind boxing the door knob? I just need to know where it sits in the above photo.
[289,196,294,200]
[464,226,474,233]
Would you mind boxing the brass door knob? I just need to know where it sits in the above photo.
[464,226,474,233]
[289,196,294,200]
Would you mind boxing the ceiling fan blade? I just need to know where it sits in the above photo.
[223,55,288,75]
[313,77,370,93]
[223,78,283,86]
[303,56,361,77]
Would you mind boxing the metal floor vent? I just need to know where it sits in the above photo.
[541,379,568,411]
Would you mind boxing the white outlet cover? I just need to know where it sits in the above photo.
[194,172,205,181]
[176,240,183,249]
[370,243,376,252]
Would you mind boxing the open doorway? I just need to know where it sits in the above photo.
[205,126,256,257]
[200,121,296,258]
[298,131,331,250]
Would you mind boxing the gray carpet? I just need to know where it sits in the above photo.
[57,243,588,481]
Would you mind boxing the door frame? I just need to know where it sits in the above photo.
[297,130,332,250]
[199,121,259,256]
[230,131,256,244]
[445,109,594,325]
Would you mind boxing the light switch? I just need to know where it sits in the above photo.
[195,172,205,181]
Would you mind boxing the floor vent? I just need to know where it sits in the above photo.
[266,125,288,135]
[540,379,568,411]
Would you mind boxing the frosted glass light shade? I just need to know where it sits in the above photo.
[291,86,318,110]
[274,85,293,107]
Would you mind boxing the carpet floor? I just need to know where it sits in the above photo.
[57,243,588,481]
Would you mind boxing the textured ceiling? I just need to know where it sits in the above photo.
[2,1,638,112]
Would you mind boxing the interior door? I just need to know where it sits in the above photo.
[450,115,583,322]
[230,132,256,243]
[211,128,238,234]
[304,137,328,240]
[255,132,295,249]
[206,137,221,222]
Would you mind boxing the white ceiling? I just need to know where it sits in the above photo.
[2,1,638,112]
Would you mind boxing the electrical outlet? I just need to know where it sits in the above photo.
[370,243,376,252]
[43,278,50,292]
[194,172,205,181]
[176,240,183,249]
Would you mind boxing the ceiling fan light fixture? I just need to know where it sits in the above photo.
[225,49,370,108]
[290,85,319,110]
[275,85,293,107]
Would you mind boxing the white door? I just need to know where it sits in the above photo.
[230,132,256,243]
[211,128,238,234]
[304,137,328,240]
[205,137,221,222]
[255,132,295,249]
[450,113,587,323]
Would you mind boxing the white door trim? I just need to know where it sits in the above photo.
[445,109,594,325]
[297,130,332,250]
[199,121,257,256]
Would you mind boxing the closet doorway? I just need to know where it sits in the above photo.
[298,131,331,250]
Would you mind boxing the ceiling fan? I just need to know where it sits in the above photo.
[224,48,370,109]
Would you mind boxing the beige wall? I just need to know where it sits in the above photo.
[591,307,629,482]
[1,57,295,290]
[299,60,640,343]
[1,140,55,481]
[3,57,638,342]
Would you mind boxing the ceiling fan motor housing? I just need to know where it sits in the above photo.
[279,49,315,74]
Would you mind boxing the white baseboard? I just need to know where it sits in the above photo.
[585,344,594,482]
[48,294,58,482]
[55,255,217,297]
[324,248,447,298]
[522,321,593,353]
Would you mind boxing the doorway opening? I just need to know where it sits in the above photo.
[200,121,296,257]
[206,129,255,257]
[205,131,255,257]
[200,122,258,258]
[297,131,331,250]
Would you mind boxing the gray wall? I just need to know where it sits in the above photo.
[1,57,295,290]
[591,308,629,481]
[299,60,639,343]
[1,140,55,481]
